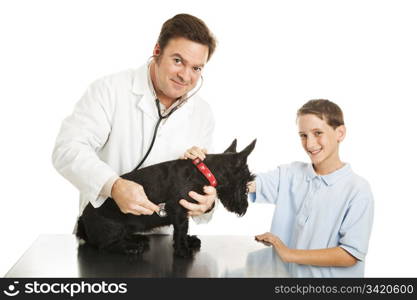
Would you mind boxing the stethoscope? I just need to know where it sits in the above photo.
[132,57,204,171]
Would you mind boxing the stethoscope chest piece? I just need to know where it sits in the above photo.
[157,202,167,217]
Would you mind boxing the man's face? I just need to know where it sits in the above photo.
[152,37,209,102]
[297,114,345,167]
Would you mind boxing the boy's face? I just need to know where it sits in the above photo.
[297,114,346,168]
[153,37,208,102]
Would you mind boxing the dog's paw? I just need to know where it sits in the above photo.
[187,235,201,250]
[124,247,140,255]
[174,247,193,258]
[131,234,149,242]
[123,236,150,255]
[124,243,149,255]
[130,234,150,244]
[127,235,150,252]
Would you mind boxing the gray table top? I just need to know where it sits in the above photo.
[5,234,289,278]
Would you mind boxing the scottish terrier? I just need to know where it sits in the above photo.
[76,139,256,257]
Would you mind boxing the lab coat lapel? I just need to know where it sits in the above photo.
[131,66,159,164]
[131,65,197,165]
[132,66,158,120]
[138,94,159,163]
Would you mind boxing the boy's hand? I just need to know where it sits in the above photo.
[180,146,207,161]
[255,232,292,262]
[247,181,256,193]
[255,232,278,246]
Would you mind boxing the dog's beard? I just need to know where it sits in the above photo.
[218,176,253,216]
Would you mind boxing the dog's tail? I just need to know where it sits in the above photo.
[76,216,88,241]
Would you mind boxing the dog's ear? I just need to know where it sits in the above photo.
[238,139,256,160]
[223,139,237,153]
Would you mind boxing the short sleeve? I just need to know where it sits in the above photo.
[339,184,374,261]
[250,166,285,205]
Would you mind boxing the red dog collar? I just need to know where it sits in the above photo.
[192,158,218,187]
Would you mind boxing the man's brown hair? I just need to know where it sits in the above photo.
[297,99,344,129]
[157,14,217,61]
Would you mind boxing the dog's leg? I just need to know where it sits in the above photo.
[129,234,150,253]
[80,206,148,255]
[172,215,193,258]
[104,225,152,255]
[78,207,128,250]
[106,235,149,255]
[90,221,139,255]
[186,235,201,250]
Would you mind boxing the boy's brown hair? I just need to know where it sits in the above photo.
[297,99,344,129]
[157,14,217,61]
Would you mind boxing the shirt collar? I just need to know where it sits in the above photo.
[131,64,195,120]
[132,61,190,99]
[306,163,352,186]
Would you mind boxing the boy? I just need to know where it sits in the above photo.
[249,99,374,277]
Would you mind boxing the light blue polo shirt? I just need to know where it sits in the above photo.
[250,162,374,277]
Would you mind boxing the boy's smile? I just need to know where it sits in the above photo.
[297,114,346,174]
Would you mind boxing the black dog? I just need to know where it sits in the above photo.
[76,139,256,257]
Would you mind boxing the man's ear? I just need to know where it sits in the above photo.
[223,139,237,153]
[153,43,161,58]
[336,125,346,143]
[238,139,257,160]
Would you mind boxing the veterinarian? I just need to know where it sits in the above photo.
[52,14,218,232]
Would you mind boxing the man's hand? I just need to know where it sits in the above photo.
[180,146,207,160]
[179,146,215,216]
[111,178,160,215]
[179,186,217,217]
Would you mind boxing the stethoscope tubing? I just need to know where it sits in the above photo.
[133,99,178,171]
[133,59,204,171]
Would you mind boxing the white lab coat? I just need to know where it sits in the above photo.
[52,64,215,229]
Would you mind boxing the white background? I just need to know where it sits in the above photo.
[1,0,416,277]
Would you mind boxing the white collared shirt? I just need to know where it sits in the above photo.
[52,65,215,223]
